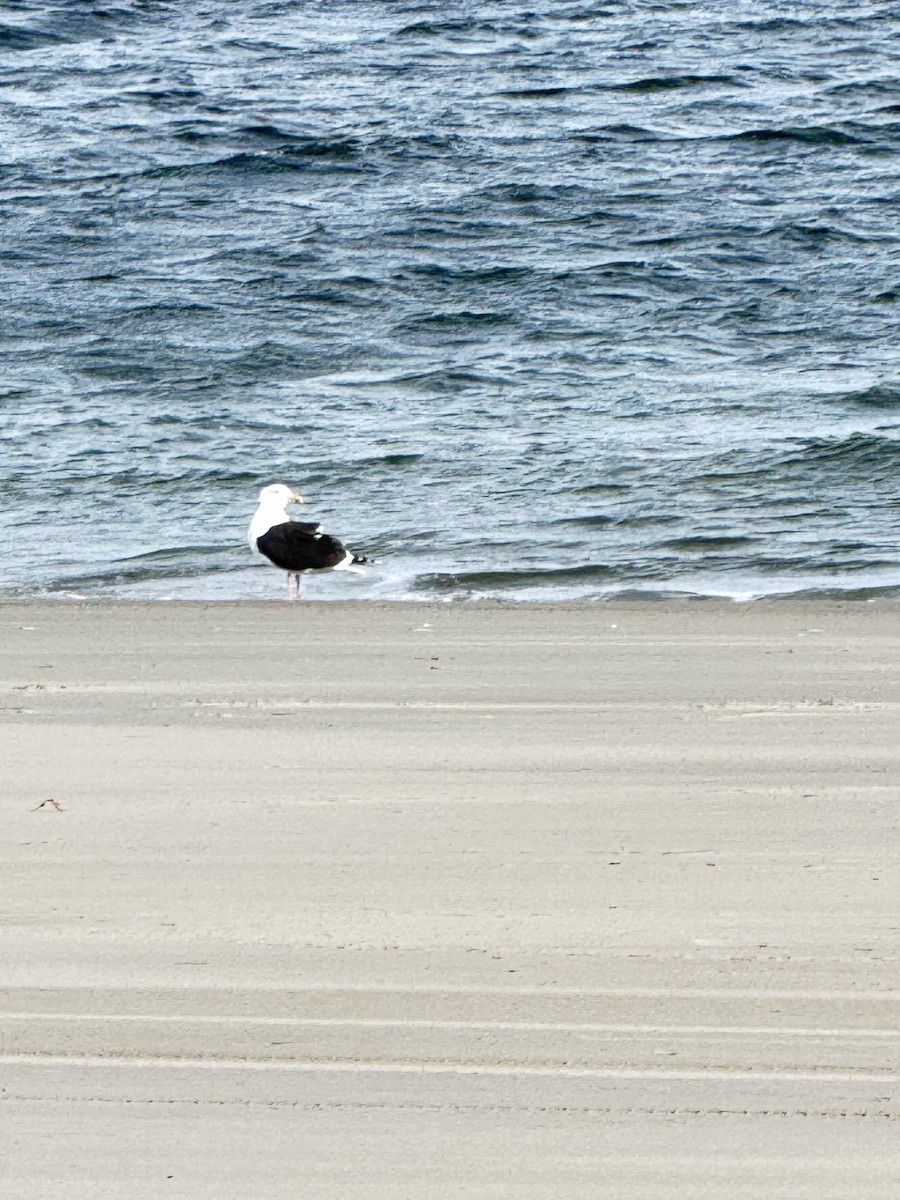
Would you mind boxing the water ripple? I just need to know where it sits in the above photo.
[2,0,900,601]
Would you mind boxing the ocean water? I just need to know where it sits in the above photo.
[2,0,900,602]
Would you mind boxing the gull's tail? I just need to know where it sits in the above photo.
[335,548,370,573]
[344,551,369,574]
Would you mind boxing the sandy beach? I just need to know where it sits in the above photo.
[2,599,899,1197]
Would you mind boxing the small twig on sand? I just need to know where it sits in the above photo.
[32,798,64,812]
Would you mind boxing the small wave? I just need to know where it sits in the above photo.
[53,549,240,590]
[91,468,261,492]
[140,140,363,182]
[578,125,660,143]
[145,407,316,437]
[769,584,900,601]
[563,209,622,227]
[114,544,233,566]
[282,284,379,309]
[238,124,300,141]
[660,536,760,552]
[125,88,204,106]
[415,564,617,592]
[221,341,342,377]
[611,74,740,93]
[388,367,510,392]
[395,18,497,37]
[0,23,67,50]
[555,514,619,528]
[572,482,632,494]
[726,126,864,146]
[838,385,900,409]
[351,452,423,469]
[560,6,616,20]
[777,432,900,480]
[220,38,286,54]
[733,17,808,31]
[826,79,900,98]
[765,222,872,246]
[393,310,518,335]
[499,86,578,100]
[476,182,590,205]
[165,127,455,166]
[404,263,533,285]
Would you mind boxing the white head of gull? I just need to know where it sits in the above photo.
[248,483,367,601]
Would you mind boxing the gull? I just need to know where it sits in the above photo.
[248,483,367,600]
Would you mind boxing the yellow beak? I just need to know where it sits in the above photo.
[289,491,303,503]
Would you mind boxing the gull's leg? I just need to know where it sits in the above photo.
[287,571,301,602]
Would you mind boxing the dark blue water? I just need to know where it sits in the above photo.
[3,1,900,600]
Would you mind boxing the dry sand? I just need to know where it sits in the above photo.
[1,599,899,1197]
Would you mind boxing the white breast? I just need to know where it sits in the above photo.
[248,500,289,551]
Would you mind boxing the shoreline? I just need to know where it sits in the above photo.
[4,591,900,606]
[7,569,900,609]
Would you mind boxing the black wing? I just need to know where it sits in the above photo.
[256,521,348,571]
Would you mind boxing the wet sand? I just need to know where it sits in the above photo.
[2,600,899,1197]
